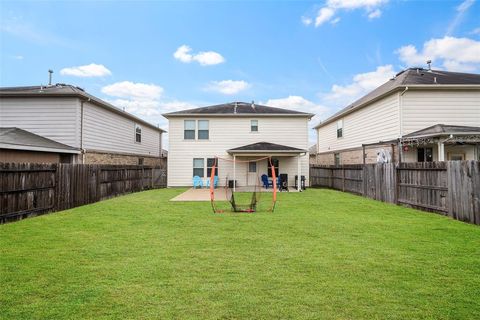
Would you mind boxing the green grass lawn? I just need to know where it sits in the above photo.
[1,188,479,319]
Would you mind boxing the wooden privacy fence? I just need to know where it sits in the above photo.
[0,163,167,223]
[310,161,480,225]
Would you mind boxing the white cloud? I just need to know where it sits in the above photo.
[60,63,111,77]
[306,0,388,27]
[266,95,330,123]
[107,98,161,116]
[396,36,480,71]
[173,45,193,63]
[205,80,250,95]
[12,55,24,60]
[330,17,341,25]
[101,81,199,149]
[446,0,476,36]
[301,16,313,26]
[315,7,335,26]
[101,81,163,100]
[173,45,225,66]
[327,0,388,10]
[323,65,395,106]
[368,9,382,19]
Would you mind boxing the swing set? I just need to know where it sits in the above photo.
[209,156,277,213]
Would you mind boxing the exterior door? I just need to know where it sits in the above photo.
[247,161,258,186]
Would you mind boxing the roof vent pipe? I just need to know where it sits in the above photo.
[251,100,255,109]
[48,69,53,86]
[426,60,432,71]
[234,102,237,114]
[434,76,437,84]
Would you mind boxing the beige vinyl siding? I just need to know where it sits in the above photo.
[0,97,80,147]
[401,90,480,135]
[167,117,310,187]
[317,94,399,153]
[82,102,161,156]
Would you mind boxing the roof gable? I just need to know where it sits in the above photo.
[314,68,480,129]
[0,84,165,133]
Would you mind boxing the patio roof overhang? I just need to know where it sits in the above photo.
[227,142,307,156]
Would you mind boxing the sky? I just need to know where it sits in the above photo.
[1,0,480,147]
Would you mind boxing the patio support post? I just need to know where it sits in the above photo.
[297,154,301,191]
[233,155,236,192]
[438,141,445,161]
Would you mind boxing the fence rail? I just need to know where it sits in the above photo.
[0,163,167,223]
[310,161,480,225]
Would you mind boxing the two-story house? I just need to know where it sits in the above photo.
[0,84,165,165]
[314,68,480,164]
[163,102,313,188]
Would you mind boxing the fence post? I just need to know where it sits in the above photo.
[362,165,367,196]
[342,167,345,192]
[394,164,399,204]
[96,165,101,201]
[54,163,59,211]
[151,167,154,188]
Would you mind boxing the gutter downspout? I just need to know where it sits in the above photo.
[398,86,409,164]
[80,98,90,164]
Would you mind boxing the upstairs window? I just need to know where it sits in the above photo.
[184,120,196,140]
[193,158,204,177]
[337,119,343,138]
[251,120,258,132]
[198,120,209,140]
[135,124,142,143]
[207,158,219,177]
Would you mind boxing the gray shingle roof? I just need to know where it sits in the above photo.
[403,124,480,138]
[163,102,314,117]
[0,84,165,133]
[0,127,80,153]
[228,142,306,153]
[314,68,480,129]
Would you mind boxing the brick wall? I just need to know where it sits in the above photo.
[315,144,398,165]
[83,151,166,167]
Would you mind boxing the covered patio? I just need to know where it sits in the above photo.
[400,124,480,162]
[226,141,308,192]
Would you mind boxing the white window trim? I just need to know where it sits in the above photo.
[134,123,142,144]
[193,158,205,177]
[198,120,209,140]
[184,120,196,140]
[336,119,343,139]
[250,119,259,133]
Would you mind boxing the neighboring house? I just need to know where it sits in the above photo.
[309,144,317,165]
[163,102,313,188]
[0,127,80,163]
[0,84,165,165]
[314,68,480,164]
